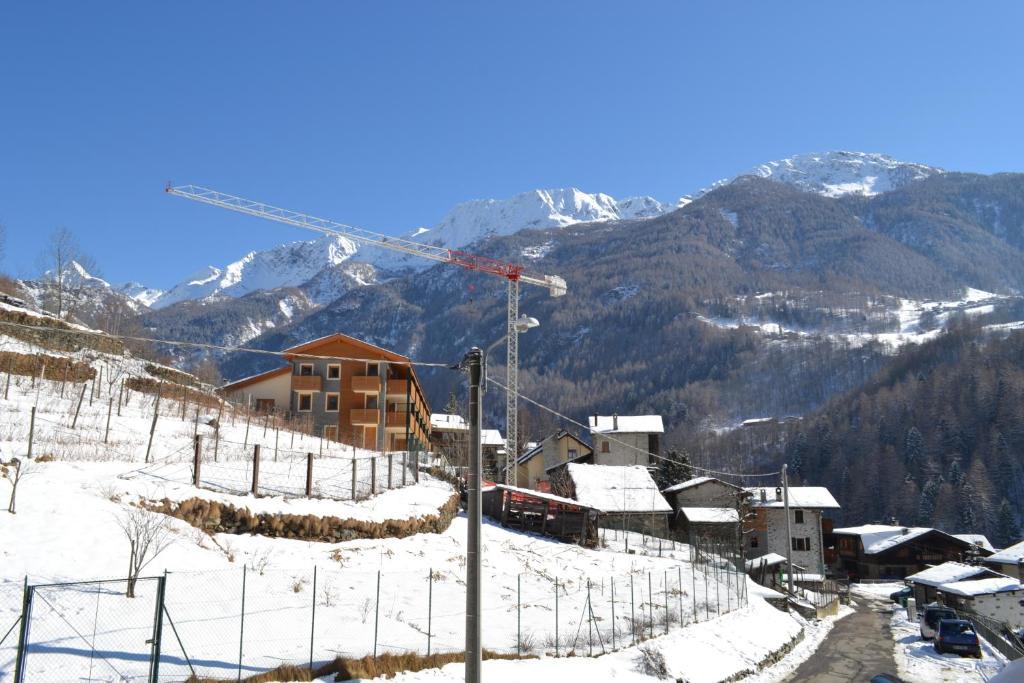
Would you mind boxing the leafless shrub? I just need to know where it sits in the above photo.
[319,578,337,608]
[2,457,38,514]
[249,549,273,575]
[636,644,668,678]
[118,506,174,598]
[359,597,373,623]
[516,630,537,654]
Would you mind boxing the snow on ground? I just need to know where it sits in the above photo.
[889,605,1006,682]
[850,581,905,599]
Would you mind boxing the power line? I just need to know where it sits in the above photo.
[485,376,781,481]
[0,319,456,369]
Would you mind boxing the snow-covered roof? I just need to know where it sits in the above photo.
[430,413,468,431]
[833,524,970,555]
[493,484,593,509]
[481,429,504,446]
[663,476,743,494]
[567,463,672,514]
[747,486,840,509]
[906,562,993,587]
[985,539,1024,564]
[588,415,664,434]
[741,417,775,427]
[940,577,1022,598]
[680,507,739,524]
[954,534,995,553]
[746,553,788,570]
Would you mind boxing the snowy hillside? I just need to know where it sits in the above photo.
[691,151,944,200]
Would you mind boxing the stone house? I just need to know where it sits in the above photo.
[662,476,748,542]
[562,463,672,536]
[588,414,663,466]
[515,430,592,490]
[746,486,841,575]
[983,540,1024,579]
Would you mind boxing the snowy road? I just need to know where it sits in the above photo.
[784,597,898,682]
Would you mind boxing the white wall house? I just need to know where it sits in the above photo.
[588,414,663,466]
[938,577,1024,629]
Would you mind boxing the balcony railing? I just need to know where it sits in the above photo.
[292,375,322,392]
[351,375,380,393]
[350,409,378,425]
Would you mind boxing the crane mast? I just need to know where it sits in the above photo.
[166,184,566,485]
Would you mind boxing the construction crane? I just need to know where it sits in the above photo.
[165,184,567,485]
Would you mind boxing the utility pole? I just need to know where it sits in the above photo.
[462,347,483,683]
[782,464,794,597]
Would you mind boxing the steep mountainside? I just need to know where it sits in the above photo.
[699,321,1024,541]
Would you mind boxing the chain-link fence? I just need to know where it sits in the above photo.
[0,544,749,682]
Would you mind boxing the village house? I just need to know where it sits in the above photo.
[905,561,1007,607]
[221,333,431,452]
[588,414,663,466]
[746,486,840,576]
[831,525,987,580]
[662,477,748,542]
[480,428,505,478]
[429,413,469,467]
[514,430,592,491]
[983,540,1024,579]
[558,462,672,536]
[936,577,1024,629]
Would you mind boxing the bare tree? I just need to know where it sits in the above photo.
[37,227,97,320]
[118,506,174,597]
[2,457,36,514]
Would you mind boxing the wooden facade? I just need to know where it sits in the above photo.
[482,485,599,546]
[222,333,431,452]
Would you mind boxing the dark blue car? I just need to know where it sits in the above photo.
[935,619,982,658]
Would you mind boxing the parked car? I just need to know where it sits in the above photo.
[935,619,982,658]
[889,586,912,603]
[919,604,957,640]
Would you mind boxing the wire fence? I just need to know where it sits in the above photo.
[0,542,749,682]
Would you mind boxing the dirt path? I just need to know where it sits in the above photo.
[785,597,898,682]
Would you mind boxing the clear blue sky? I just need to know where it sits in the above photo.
[2,1,1022,288]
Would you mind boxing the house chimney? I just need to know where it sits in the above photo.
[775,486,782,502]
[760,489,767,503]
[613,413,618,431]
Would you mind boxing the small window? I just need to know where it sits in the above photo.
[297,393,313,412]
[794,509,804,524]
[323,425,338,441]
[327,364,341,379]
[750,535,759,548]
[601,441,610,453]
[365,395,378,410]
[792,537,810,552]
[367,362,379,377]
[254,398,275,413]
[568,448,578,460]
[325,393,340,412]
[299,363,314,376]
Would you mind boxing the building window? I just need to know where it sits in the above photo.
[750,535,759,548]
[792,537,810,552]
[323,425,338,441]
[365,395,378,410]
[367,362,379,377]
[568,448,578,460]
[325,393,340,412]
[297,393,313,412]
[794,509,804,524]
[327,364,341,379]
[254,398,275,413]
[299,363,314,376]
[601,441,610,453]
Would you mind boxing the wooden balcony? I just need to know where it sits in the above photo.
[386,379,409,396]
[351,375,380,393]
[292,375,322,392]
[385,410,410,428]
[350,408,378,426]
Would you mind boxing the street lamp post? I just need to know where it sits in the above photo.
[483,314,539,487]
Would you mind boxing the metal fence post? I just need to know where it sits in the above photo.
[677,566,683,625]
[371,456,377,496]
[309,566,317,671]
[630,573,636,645]
[427,568,433,656]
[351,458,358,500]
[663,571,669,634]
[238,566,246,682]
[27,407,35,460]
[193,435,202,488]
[554,576,560,657]
[647,572,654,640]
[610,577,616,650]
[517,573,522,657]
[373,570,381,658]
[149,574,167,683]
[306,453,314,497]
[13,579,32,683]
[387,454,393,489]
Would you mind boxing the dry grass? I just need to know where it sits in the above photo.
[186,650,529,682]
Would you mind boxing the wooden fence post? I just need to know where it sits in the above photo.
[351,458,358,500]
[251,444,261,495]
[193,435,202,487]
[144,382,163,464]
[306,453,314,497]
[104,396,114,443]
[71,383,87,429]
[117,378,124,416]
[213,401,223,462]
[27,406,35,459]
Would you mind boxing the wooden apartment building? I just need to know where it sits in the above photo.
[221,333,431,452]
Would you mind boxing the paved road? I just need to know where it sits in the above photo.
[786,598,899,682]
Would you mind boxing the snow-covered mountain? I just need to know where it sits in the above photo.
[152,235,360,309]
[690,151,944,200]
[154,187,667,307]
